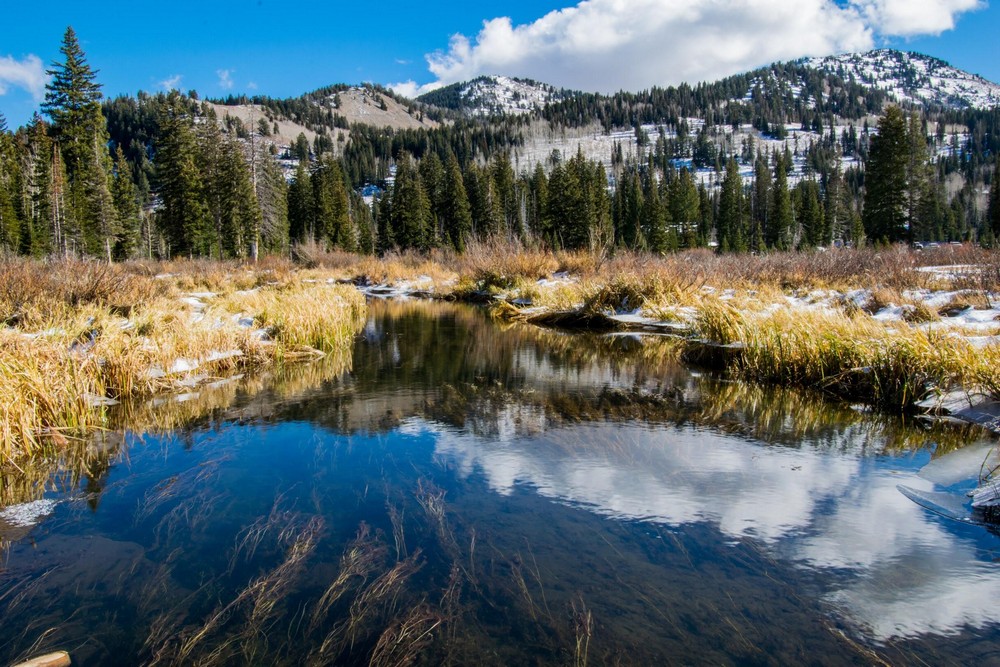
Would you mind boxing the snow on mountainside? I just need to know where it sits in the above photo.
[804,50,1000,110]
[418,76,570,117]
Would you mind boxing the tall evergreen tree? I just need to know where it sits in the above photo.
[527,162,550,244]
[491,152,520,238]
[989,155,1000,240]
[717,158,747,253]
[420,151,446,246]
[641,170,667,253]
[768,152,794,250]
[287,162,314,243]
[862,106,909,244]
[0,116,22,252]
[613,168,644,250]
[155,95,210,257]
[313,155,353,251]
[697,184,713,248]
[390,154,431,250]
[111,145,140,258]
[465,162,502,240]
[42,26,115,258]
[442,153,472,252]
[796,179,825,248]
[255,146,289,254]
[669,167,700,248]
[823,160,844,244]
[750,155,770,252]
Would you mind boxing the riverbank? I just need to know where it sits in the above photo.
[330,241,1000,419]
[0,258,366,463]
[3,244,999,465]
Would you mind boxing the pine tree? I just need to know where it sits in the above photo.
[824,160,844,244]
[218,134,261,257]
[0,116,22,252]
[352,191,376,255]
[750,155,770,252]
[390,154,431,250]
[613,168,644,250]
[287,162,314,242]
[41,27,103,178]
[796,180,824,248]
[156,95,210,257]
[768,152,793,250]
[697,184,713,248]
[313,155,353,251]
[256,147,289,254]
[641,169,667,253]
[442,153,472,252]
[466,162,502,241]
[25,116,56,255]
[589,161,613,250]
[990,155,1000,240]
[863,106,909,244]
[669,167,700,248]
[42,26,115,258]
[111,145,140,258]
[717,158,746,253]
[527,162,550,244]
[906,112,930,242]
[491,152,519,238]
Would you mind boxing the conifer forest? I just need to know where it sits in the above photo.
[2,27,1000,262]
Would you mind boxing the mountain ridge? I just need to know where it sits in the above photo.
[411,49,1000,119]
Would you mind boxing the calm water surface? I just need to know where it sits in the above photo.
[1,299,1000,665]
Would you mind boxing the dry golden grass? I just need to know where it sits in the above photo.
[686,305,982,410]
[0,258,367,464]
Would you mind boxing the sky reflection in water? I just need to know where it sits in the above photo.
[1,299,999,664]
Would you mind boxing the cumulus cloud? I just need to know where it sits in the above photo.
[0,54,47,100]
[390,0,982,97]
[854,0,983,35]
[159,74,183,91]
[217,69,234,90]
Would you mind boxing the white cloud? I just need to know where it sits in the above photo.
[217,69,234,90]
[247,81,258,91]
[387,79,423,99]
[159,74,183,91]
[0,54,47,100]
[390,0,982,97]
[853,0,983,35]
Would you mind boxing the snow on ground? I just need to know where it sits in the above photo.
[805,50,1000,110]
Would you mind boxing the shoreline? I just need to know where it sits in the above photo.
[3,245,1000,467]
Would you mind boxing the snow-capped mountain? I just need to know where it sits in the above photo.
[804,50,1000,110]
[417,76,571,117]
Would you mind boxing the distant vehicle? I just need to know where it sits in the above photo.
[925,242,940,249]
[950,241,963,246]
[912,242,924,250]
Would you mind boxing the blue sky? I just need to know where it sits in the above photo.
[1,0,997,128]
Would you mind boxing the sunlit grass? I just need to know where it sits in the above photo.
[0,259,367,464]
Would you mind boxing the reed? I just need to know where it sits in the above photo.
[309,522,388,633]
[0,260,366,465]
[688,306,982,410]
[368,603,443,667]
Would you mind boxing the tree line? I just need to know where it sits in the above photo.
[1,27,998,263]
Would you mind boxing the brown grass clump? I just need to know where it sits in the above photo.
[0,258,164,328]
[687,307,979,410]
[456,238,558,291]
[0,260,367,464]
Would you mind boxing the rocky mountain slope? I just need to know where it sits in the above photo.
[803,50,1000,110]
